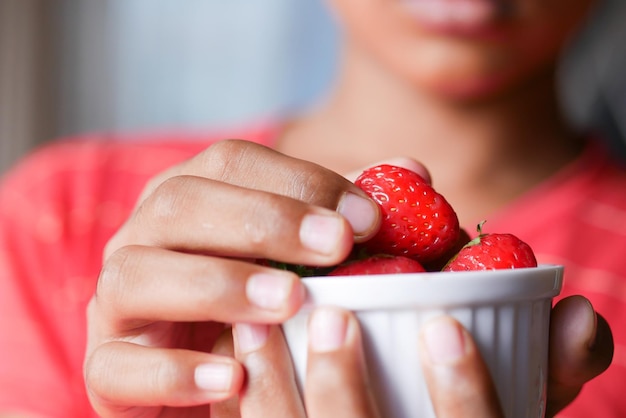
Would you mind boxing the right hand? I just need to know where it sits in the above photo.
[82,139,387,417]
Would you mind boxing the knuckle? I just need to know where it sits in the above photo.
[101,175,191,258]
[102,233,123,261]
[142,175,164,200]
[242,193,291,250]
[96,246,137,307]
[83,344,116,399]
[151,360,184,395]
[200,139,252,182]
[145,176,190,221]
[291,167,345,207]
[134,176,196,238]
[140,163,185,202]
[110,175,197,250]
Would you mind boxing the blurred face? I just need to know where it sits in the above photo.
[327,0,597,99]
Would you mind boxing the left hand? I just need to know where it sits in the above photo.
[210,309,504,418]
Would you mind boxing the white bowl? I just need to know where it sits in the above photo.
[282,264,563,418]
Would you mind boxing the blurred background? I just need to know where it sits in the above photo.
[1,0,625,175]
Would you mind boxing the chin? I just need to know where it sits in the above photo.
[424,78,497,98]
[424,77,512,102]
[404,68,516,102]
[406,58,554,103]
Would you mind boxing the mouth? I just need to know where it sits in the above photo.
[400,0,515,33]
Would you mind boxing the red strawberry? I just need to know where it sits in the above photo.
[443,223,537,271]
[355,165,460,264]
[329,254,426,276]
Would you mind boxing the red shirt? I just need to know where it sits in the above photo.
[0,130,625,417]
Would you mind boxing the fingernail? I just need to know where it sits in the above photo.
[582,298,598,350]
[423,317,466,365]
[300,213,344,256]
[309,307,347,352]
[195,362,234,392]
[246,273,295,310]
[337,193,379,237]
[235,323,270,354]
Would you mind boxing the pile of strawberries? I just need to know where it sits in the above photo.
[326,164,537,276]
[266,164,537,276]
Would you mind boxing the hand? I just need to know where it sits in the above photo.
[212,309,503,418]
[83,140,385,417]
[213,297,612,418]
[420,298,613,418]
[547,295,613,416]
[83,139,613,416]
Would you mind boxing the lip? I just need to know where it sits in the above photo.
[400,0,514,40]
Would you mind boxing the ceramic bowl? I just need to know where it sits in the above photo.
[282,265,563,418]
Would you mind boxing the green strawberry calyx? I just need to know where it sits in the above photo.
[441,220,487,270]
[468,220,488,245]
[459,221,488,249]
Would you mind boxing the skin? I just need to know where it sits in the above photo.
[83,0,614,416]
[278,0,597,226]
[84,142,612,417]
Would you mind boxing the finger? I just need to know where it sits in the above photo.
[85,341,244,413]
[546,296,614,416]
[233,324,306,418]
[109,175,356,266]
[344,157,432,184]
[211,328,242,418]
[95,245,305,330]
[420,316,504,418]
[131,139,381,243]
[304,307,380,418]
